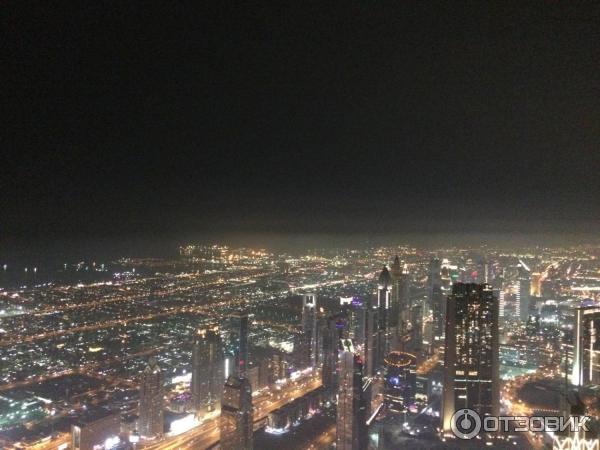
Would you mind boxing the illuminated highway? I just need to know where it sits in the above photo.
[26,433,70,450]
[503,373,543,449]
[416,350,440,376]
[141,375,322,450]
[306,423,336,449]
[0,298,293,348]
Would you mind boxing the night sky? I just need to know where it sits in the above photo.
[4,3,600,241]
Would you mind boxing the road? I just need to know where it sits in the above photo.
[306,423,336,449]
[25,433,70,450]
[416,350,440,376]
[0,273,294,349]
[141,375,322,450]
[502,372,543,450]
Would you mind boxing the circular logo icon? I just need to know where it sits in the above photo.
[450,408,481,439]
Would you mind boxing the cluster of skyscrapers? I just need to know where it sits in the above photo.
[9,242,600,450]
[330,261,503,447]
[134,254,554,448]
[137,311,254,448]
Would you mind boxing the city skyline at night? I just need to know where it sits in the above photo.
[2,243,600,449]
[3,2,600,449]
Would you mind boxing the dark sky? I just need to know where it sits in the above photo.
[3,2,600,240]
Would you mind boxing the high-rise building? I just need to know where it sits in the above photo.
[483,260,492,284]
[384,351,417,413]
[344,298,366,351]
[391,257,411,349]
[431,285,444,342]
[364,299,378,377]
[270,353,288,383]
[299,294,318,368]
[389,258,401,332]
[322,316,340,394]
[531,272,542,297]
[72,409,120,450]
[247,365,260,392]
[427,258,444,350]
[442,283,499,434]
[427,258,442,310]
[474,255,487,284]
[231,310,249,378]
[138,357,164,439]
[191,324,223,416]
[220,375,253,450]
[376,266,392,370]
[518,260,531,322]
[406,303,422,353]
[336,341,368,450]
[571,306,600,386]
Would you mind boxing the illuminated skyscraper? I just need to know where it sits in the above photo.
[571,306,600,386]
[220,375,253,450]
[384,351,417,413]
[428,258,444,348]
[531,272,542,297]
[71,410,120,450]
[336,342,368,450]
[299,294,318,368]
[270,353,287,383]
[344,298,366,350]
[427,258,442,309]
[322,316,340,394]
[518,260,531,321]
[391,256,410,348]
[390,257,401,333]
[138,357,164,439]
[408,302,422,353]
[191,324,223,416]
[364,299,378,377]
[376,266,392,370]
[442,283,499,434]
[231,310,249,378]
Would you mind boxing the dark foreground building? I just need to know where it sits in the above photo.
[442,283,499,434]
[220,375,254,450]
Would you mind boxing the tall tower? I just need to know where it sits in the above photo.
[442,283,499,434]
[518,260,531,322]
[231,310,249,378]
[300,294,318,368]
[138,357,164,439]
[220,375,253,450]
[428,258,444,349]
[322,316,340,395]
[376,266,392,370]
[571,306,600,386]
[408,302,423,353]
[390,257,402,335]
[427,258,442,307]
[336,342,368,450]
[191,324,223,416]
[364,298,378,377]
[391,257,410,349]
[344,298,366,350]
